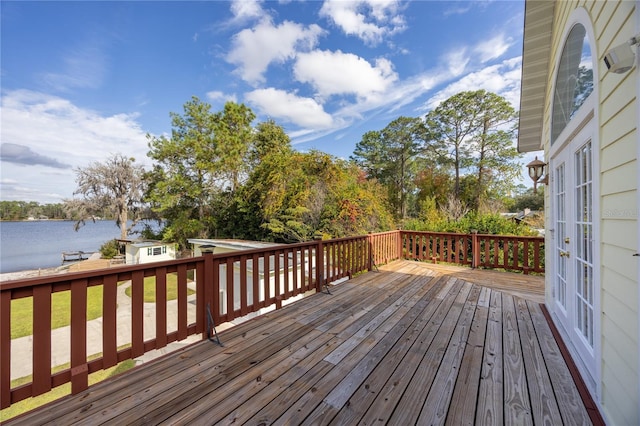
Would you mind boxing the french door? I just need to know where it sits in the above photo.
[551,127,597,373]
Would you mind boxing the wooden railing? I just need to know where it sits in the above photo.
[401,231,545,274]
[0,230,542,409]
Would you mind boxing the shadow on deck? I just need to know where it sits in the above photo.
[6,260,600,425]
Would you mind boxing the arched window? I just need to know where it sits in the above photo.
[551,24,594,143]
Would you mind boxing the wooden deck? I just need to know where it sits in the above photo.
[6,260,593,425]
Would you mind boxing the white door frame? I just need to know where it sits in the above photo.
[549,103,600,392]
[547,7,601,398]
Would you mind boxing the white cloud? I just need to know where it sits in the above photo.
[245,88,333,128]
[226,20,325,84]
[230,0,265,22]
[0,90,149,202]
[206,91,238,104]
[442,48,469,77]
[422,56,522,112]
[40,46,108,92]
[294,50,398,100]
[319,0,406,46]
[442,4,473,17]
[474,33,513,63]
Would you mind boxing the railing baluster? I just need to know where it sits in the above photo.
[283,250,291,297]
[484,237,490,268]
[522,239,530,274]
[32,284,52,396]
[300,249,307,292]
[274,251,282,307]
[309,246,314,288]
[292,249,299,295]
[226,258,234,321]
[332,242,338,281]
[131,270,144,358]
[503,238,509,269]
[1,290,12,409]
[102,275,118,368]
[155,267,167,349]
[177,264,188,340]
[240,256,248,316]
[252,253,260,308]
[264,252,271,305]
[70,278,88,394]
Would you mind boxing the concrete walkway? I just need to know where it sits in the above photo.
[10,281,203,381]
[9,272,314,381]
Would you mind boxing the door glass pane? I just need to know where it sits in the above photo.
[555,162,567,308]
[574,142,594,347]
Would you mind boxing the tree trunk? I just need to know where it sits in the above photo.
[119,206,128,240]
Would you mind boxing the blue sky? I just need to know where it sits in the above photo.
[1,0,538,204]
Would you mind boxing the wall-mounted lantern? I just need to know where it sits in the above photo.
[527,156,548,194]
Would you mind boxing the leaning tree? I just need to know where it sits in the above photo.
[66,153,147,240]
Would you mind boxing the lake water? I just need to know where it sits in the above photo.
[0,220,130,273]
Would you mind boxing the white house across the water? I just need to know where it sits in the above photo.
[123,240,177,265]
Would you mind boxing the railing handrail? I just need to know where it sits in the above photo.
[1,229,543,410]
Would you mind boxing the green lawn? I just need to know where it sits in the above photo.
[0,354,136,422]
[10,285,105,339]
[11,274,196,339]
[125,273,195,303]
[4,272,196,420]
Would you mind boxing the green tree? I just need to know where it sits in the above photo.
[424,92,478,198]
[212,102,256,192]
[146,97,217,245]
[146,97,256,247]
[469,90,522,210]
[413,165,453,215]
[66,154,146,240]
[511,187,544,212]
[351,116,422,219]
[423,90,522,207]
[232,120,294,239]
[249,119,291,167]
[243,150,393,242]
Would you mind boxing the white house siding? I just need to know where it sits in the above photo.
[595,1,639,424]
[539,1,639,424]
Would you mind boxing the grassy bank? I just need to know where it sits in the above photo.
[11,275,195,339]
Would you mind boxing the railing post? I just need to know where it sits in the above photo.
[201,247,215,340]
[397,230,403,260]
[315,237,324,292]
[367,233,373,271]
[471,230,479,269]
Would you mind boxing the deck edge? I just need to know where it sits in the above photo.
[540,304,606,426]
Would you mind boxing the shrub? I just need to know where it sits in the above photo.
[99,239,120,259]
[401,212,537,236]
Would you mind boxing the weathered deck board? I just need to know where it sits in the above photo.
[502,293,533,425]
[445,286,490,426]
[5,260,594,426]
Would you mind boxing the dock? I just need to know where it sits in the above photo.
[61,251,96,263]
